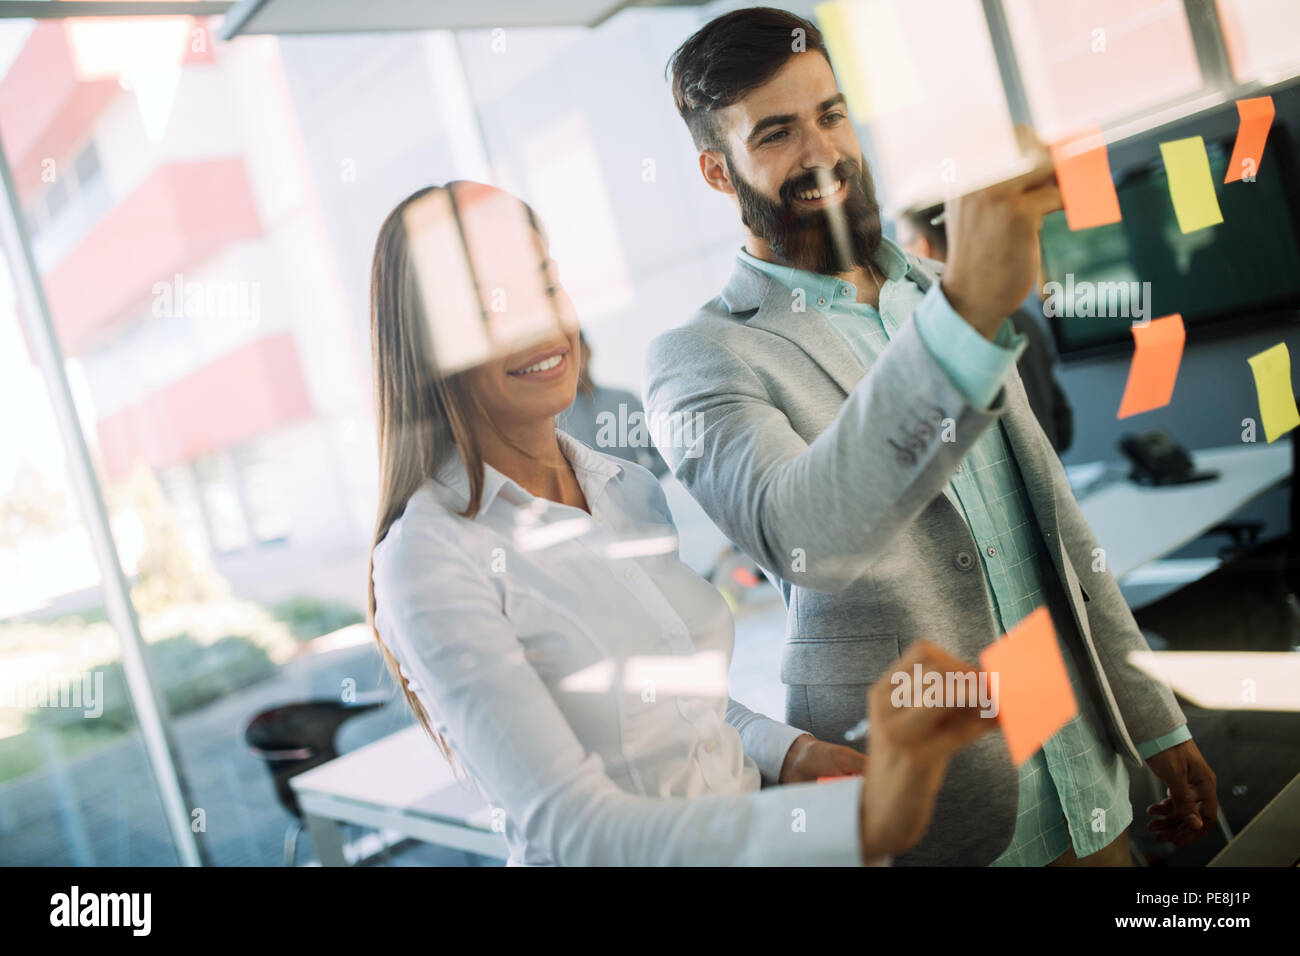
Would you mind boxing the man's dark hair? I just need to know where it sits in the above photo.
[901,204,947,259]
[667,7,830,151]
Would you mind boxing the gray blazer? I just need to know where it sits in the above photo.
[643,253,1186,865]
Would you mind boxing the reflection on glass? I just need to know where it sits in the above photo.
[403,181,568,376]
[1217,0,1300,84]
[1003,0,1201,139]
[0,282,179,864]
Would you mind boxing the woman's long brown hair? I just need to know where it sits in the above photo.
[366,183,493,771]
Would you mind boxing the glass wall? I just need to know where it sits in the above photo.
[2,0,1296,866]
[0,258,180,865]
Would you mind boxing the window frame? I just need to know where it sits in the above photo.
[984,0,1298,149]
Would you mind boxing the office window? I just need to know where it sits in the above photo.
[232,439,292,545]
[1217,0,1300,84]
[43,175,69,222]
[192,452,251,554]
[1003,0,1203,138]
[0,272,182,866]
[22,201,41,241]
[156,463,211,560]
[73,141,102,190]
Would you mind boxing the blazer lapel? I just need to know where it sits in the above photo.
[998,368,1061,534]
[723,258,869,397]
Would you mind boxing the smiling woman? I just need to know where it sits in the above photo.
[363,177,995,866]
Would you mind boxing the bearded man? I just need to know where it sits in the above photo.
[642,6,1216,866]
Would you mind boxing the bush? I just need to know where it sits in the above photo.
[270,595,365,641]
[27,632,277,732]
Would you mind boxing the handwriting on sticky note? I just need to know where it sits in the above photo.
[1225,96,1275,184]
[1118,313,1185,419]
[979,607,1077,767]
[1049,127,1122,230]
[1247,343,1300,443]
[1160,136,1224,234]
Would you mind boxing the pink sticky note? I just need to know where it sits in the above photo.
[1224,96,1274,184]
[1118,314,1186,419]
[979,607,1077,767]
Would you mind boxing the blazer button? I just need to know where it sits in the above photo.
[954,550,975,571]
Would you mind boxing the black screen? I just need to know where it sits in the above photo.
[1041,130,1300,359]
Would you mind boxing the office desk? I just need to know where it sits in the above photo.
[1073,442,1292,586]
[290,724,507,866]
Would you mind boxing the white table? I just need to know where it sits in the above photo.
[290,724,508,866]
[1072,442,1292,588]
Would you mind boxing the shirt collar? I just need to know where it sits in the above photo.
[432,429,623,515]
[736,234,914,304]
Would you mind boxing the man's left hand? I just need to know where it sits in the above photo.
[1145,739,1218,846]
[779,733,865,784]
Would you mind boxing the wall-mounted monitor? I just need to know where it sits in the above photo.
[1040,127,1300,361]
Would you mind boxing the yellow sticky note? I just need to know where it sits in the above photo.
[815,0,922,123]
[816,2,869,122]
[1159,136,1224,234]
[1247,343,1300,443]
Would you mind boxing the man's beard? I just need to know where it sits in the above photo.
[729,154,883,275]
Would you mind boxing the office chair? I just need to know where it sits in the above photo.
[243,691,389,865]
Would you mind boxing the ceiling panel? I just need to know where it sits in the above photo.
[219,0,702,39]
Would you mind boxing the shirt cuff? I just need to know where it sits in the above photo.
[749,777,879,865]
[914,282,1027,410]
[1136,724,1193,761]
[743,718,812,785]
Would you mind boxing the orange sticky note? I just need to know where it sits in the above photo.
[817,774,857,783]
[1224,95,1275,184]
[1118,313,1185,419]
[979,607,1077,767]
[1049,126,1122,230]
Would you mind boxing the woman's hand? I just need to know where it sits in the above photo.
[857,640,995,862]
[779,733,864,784]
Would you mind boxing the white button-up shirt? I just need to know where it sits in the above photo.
[371,429,871,865]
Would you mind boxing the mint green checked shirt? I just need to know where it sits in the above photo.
[738,239,1190,865]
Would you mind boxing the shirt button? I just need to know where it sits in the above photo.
[702,739,717,753]
[954,550,974,571]
[817,297,827,306]
[840,286,851,296]
[987,546,998,557]
[624,567,636,581]
[670,624,685,638]
[956,464,963,473]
